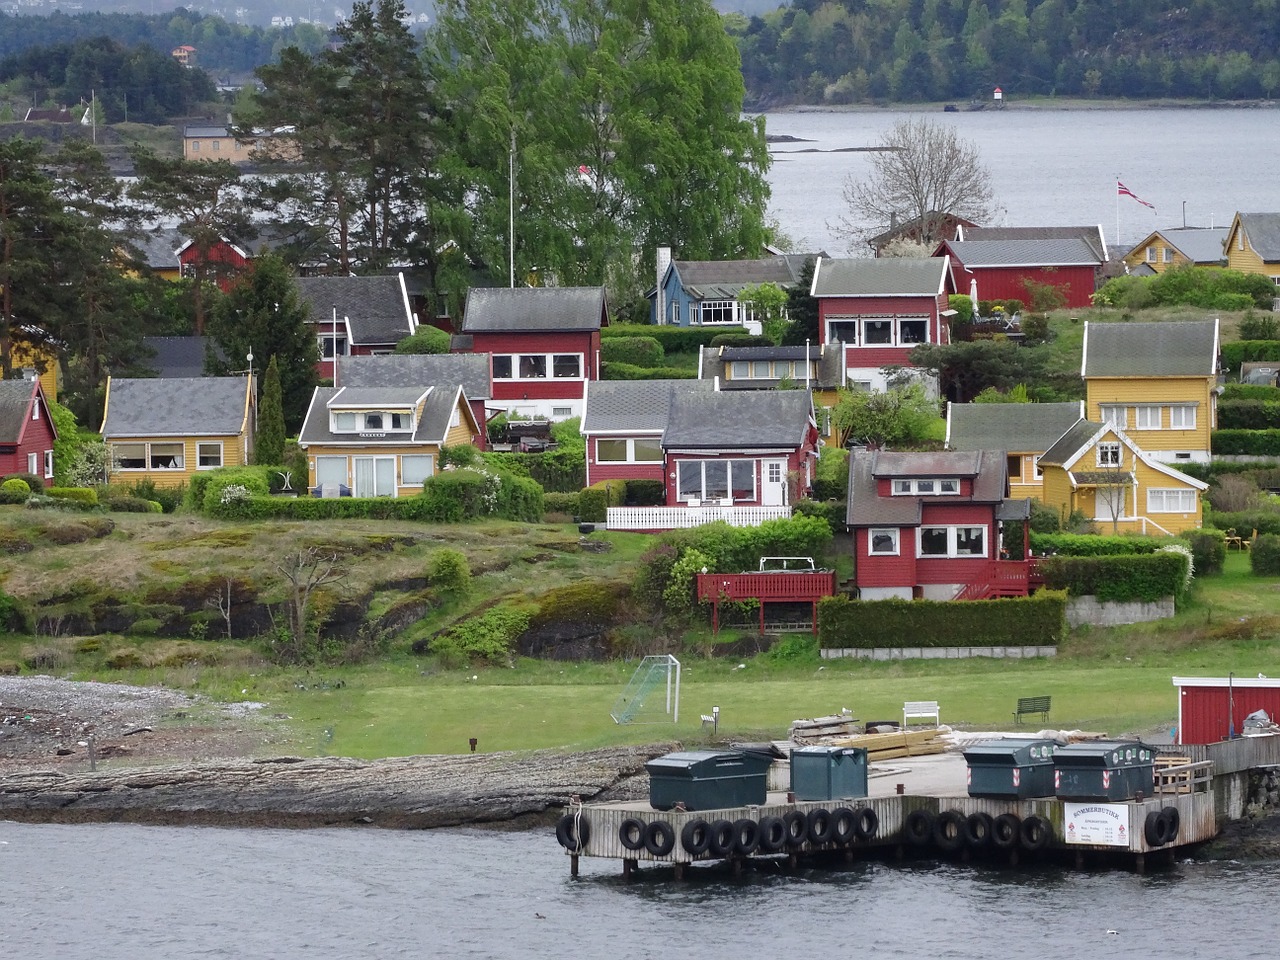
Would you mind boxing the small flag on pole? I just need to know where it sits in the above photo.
[1117,180,1155,211]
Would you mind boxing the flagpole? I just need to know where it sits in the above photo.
[1115,176,1120,252]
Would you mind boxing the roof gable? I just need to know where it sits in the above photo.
[1234,213,1280,261]
[101,377,251,438]
[946,401,1084,453]
[295,274,414,345]
[1127,228,1228,265]
[1082,319,1219,378]
[1038,419,1209,490]
[662,390,812,449]
[581,379,714,434]
[460,286,607,334]
[810,257,948,298]
[0,379,43,445]
[845,448,1009,526]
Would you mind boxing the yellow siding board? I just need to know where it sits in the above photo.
[305,444,444,496]
[107,434,248,488]
[1086,376,1214,455]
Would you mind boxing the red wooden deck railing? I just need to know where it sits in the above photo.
[697,570,838,634]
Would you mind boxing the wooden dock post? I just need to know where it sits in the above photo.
[570,854,579,878]
[623,859,636,881]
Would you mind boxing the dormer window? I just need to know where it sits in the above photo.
[365,413,383,431]
[334,412,357,431]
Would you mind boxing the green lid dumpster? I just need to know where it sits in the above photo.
[1053,740,1156,802]
[789,746,869,801]
[645,750,772,811]
[962,738,1057,799]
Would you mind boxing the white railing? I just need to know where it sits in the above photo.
[1135,515,1176,537]
[606,505,792,531]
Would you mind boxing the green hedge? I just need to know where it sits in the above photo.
[626,479,665,506]
[1035,552,1189,603]
[1218,399,1280,430]
[577,479,627,523]
[1251,534,1280,575]
[418,468,543,522]
[1187,529,1227,575]
[46,487,98,505]
[1029,532,1175,556]
[602,323,745,354]
[543,492,579,516]
[818,591,1067,649]
[1212,429,1280,456]
[1222,383,1280,401]
[481,449,584,493]
[1221,341,1280,375]
[602,361,697,381]
[709,334,772,348]
[1205,510,1280,537]
[1,472,44,493]
[1177,460,1280,483]
[601,336,664,367]
[188,466,275,511]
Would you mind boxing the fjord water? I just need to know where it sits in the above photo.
[764,107,1280,256]
[4,821,1275,960]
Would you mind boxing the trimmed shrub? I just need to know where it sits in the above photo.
[2,472,44,493]
[602,361,697,381]
[418,467,543,522]
[602,336,664,367]
[427,548,471,594]
[1029,532,1173,556]
[543,491,579,516]
[601,323,743,354]
[187,466,273,510]
[103,493,162,513]
[45,487,98,505]
[1206,510,1280,537]
[0,478,31,504]
[819,591,1068,649]
[1222,383,1280,401]
[1212,429,1280,456]
[578,487,607,523]
[1218,399,1280,430]
[625,479,665,506]
[1036,553,1190,603]
[709,333,772,348]
[1251,534,1280,575]
[1186,529,1227,576]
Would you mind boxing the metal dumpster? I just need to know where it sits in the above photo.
[789,746,869,801]
[645,750,772,811]
[963,738,1057,799]
[1053,740,1156,802]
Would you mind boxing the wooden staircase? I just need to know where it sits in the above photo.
[952,559,1039,601]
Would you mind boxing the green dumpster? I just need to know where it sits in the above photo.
[645,750,772,811]
[789,746,869,801]
[963,738,1056,799]
[1053,740,1156,802]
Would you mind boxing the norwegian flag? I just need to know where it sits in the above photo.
[1117,180,1155,211]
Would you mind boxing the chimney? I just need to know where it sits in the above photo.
[655,246,672,325]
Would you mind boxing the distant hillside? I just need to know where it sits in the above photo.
[730,0,1280,106]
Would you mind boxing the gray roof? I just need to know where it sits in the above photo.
[947,402,1083,454]
[663,390,812,450]
[1082,319,1218,377]
[295,274,413,346]
[1039,420,1103,466]
[0,380,39,445]
[460,287,607,333]
[672,255,814,299]
[133,228,184,270]
[184,125,229,138]
[581,379,714,433]
[1141,228,1228,265]
[102,377,250,437]
[959,225,1107,260]
[1237,213,1280,261]
[943,238,1103,267]
[336,353,491,401]
[299,384,466,446]
[811,257,948,297]
[845,449,1008,526]
[138,337,223,379]
[699,343,844,391]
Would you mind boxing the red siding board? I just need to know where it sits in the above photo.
[1178,683,1280,744]
[855,527,917,587]
[961,265,1097,310]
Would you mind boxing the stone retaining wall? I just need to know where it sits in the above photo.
[1066,595,1174,627]
[820,645,1057,661]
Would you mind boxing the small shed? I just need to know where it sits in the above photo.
[1172,676,1280,744]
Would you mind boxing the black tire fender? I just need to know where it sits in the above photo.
[681,818,711,856]
[964,812,994,849]
[1144,809,1170,847]
[904,808,935,846]
[934,810,967,853]
[832,807,858,845]
[807,808,835,845]
[783,810,808,848]
[732,818,760,856]
[555,812,590,852]
[854,806,879,841]
[1020,814,1052,852]
[708,819,736,857]
[758,816,787,853]
[992,812,1021,850]
[644,819,676,857]
[1162,805,1181,843]
[619,817,646,852]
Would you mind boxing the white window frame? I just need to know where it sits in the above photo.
[148,442,185,470]
[868,527,900,556]
[401,454,434,486]
[1135,405,1162,430]
[1100,405,1127,428]
[196,442,224,470]
[27,452,38,474]
[492,353,584,381]
[860,317,894,346]
[31,401,39,420]
[43,449,54,479]
[1148,488,1196,513]
[897,316,929,345]
[596,437,663,464]
[697,299,737,325]
[1163,248,1173,263]
[730,361,749,378]
[1169,404,1197,429]
[1033,455,1043,479]
[676,458,756,503]
[917,524,987,559]
[112,442,147,470]
[1097,442,1122,467]
[891,478,960,496]
[1146,247,1157,262]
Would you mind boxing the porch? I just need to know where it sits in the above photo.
[952,558,1044,601]
[605,504,792,532]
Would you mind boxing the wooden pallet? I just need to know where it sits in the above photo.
[1155,755,1194,794]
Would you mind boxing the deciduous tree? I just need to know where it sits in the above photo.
[830,383,940,449]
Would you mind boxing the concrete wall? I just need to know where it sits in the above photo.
[821,645,1057,661]
[1066,595,1174,627]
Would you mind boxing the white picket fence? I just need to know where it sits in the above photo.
[606,505,792,531]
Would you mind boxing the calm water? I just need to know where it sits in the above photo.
[4,821,1275,960]
[763,107,1280,256]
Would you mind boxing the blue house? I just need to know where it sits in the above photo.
[648,248,821,332]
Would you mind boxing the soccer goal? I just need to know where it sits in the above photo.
[610,654,681,724]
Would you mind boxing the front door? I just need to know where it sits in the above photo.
[353,456,395,497]
[762,459,787,506]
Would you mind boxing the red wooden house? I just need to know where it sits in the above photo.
[0,378,58,483]
[847,449,1031,601]
[453,286,607,421]
[296,274,418,380]
[936,235,1105,311]
[810,257,954,395]
[580,379,714,488]
[176,236,252,293]
[1172,676,1280,744]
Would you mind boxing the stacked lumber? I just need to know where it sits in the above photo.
[830,728,947,762]
[789,714,859,745]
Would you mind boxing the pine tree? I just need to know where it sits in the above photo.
[254,356,286,468]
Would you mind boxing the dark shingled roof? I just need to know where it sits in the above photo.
[460,287,607,333]
[133,228,184,271]
[959,225,1107,260]
[1237,213,1280,261]
[295,274,414,346]
[662,390,812,450]
[581,379,714,434]
[102,377,250,437]
[699,343,844,391]
[1132,228,1228,265]
[810,257,948,297]
[1082,319,1218,378]
[947,402,1083,454]
[941,238,1103,267]
[299,384,466,446]
[1039,420,1104,467]
[845,448,1008,526]
[671,255,815,298]
[336,353,491,401]
[1070,471,1134,486]
[0,380,38,445]
[138,337,224,379]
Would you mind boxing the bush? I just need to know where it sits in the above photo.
[819,591,1067,648]
[0,478,31,503]
[543,491,579,516]
[601,336,664,367]
[45,487,98,505]
[187,466,272,511]
[419,467,543,522]
[1251,534,1280,575]
[1206,509,1280,538]
[1221,384,1280,402]
[577,487,607,523]
[427,548,471,594]
[0,590,28,633]
[625,479,665,506]
[602,323,742,354]
[1212,429,1280,456]
[602,361,697,381]
[1221,341,1280,376]
[128,477,184,513]
[709,333,772,348]
[2,472,43,493]
[428,604,531,665]
[482,448,584,493]
[1029,532,1173,556]
[104,494,162,513]
[393,326,451,354]
[200,468,271,513]
[1218,399,1280,430]
[792,498,847,534]
[1186,529,1227,576]
[1208,474,1260,513]
[1239,311,1280,341]
[1036,553,1190,603]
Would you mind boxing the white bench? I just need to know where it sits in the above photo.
[903,700,940,728]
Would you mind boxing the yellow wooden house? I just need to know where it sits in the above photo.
[101,376,256,487]
[1082,318,1219,466]
[298,383,481,497]
[1223,213,1280,303]
[1037,419,1207,536]
[11,340,60,402]
[945,401,1083,500]
[1122,228,1227,274]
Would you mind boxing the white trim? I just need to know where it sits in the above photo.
[868,527,900,556]
[196,441,224,470]
[917,524,988,559]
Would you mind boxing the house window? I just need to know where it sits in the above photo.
[319,335,348,358]
[862,319,893,344]
[827,318,858,344]
[1163,248,1173,263]
[1148,488,1196,512]
[1097,442,1122,467]
[1169,405,1196,429]
[113,443,147,469]
[1100,405,1126,428]
[315,456,347,489]
[597,438,663,463]
[553,355,581,378]
[938,479,959,494]
[1135,405,1161,429]
[916,479,936,494]
[730,361,749,378]
[31,402,39,420]
[1095,485,1128,521]
[519,355,547,378]
[918,525,987,558]
[850,380,872,392]
[450,407,461,428]
[390,412,412,431]
[333,412,357,432]
[752,360,771,378]
[956,526,985,556]
[767,461,783,484]
[197,442,223,469]
[899,318,928,344]
[149,443,184,469]
[401,454,434,486]
[364,413,384,431]
[192,141,199,152]
[43,449,54,479]
[699,300,735,324]
[892,479,912,495]
[1033,456,1043,479]
[1007,455,1021,482]
[27,452,37,474]
[492,356,513,379]
[1146,247,1156,262]
[212,140,220,151]
[869,528,899,556]
[598,439,627,462]
[891,478,959,495]
[634,438,663,462]
[677,459,755,503]
[919,527,949,556]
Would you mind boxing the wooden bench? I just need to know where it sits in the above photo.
[1013,695,1051,724]
[903,700,940,728]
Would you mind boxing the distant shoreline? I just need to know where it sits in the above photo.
[758,98,1279,115]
